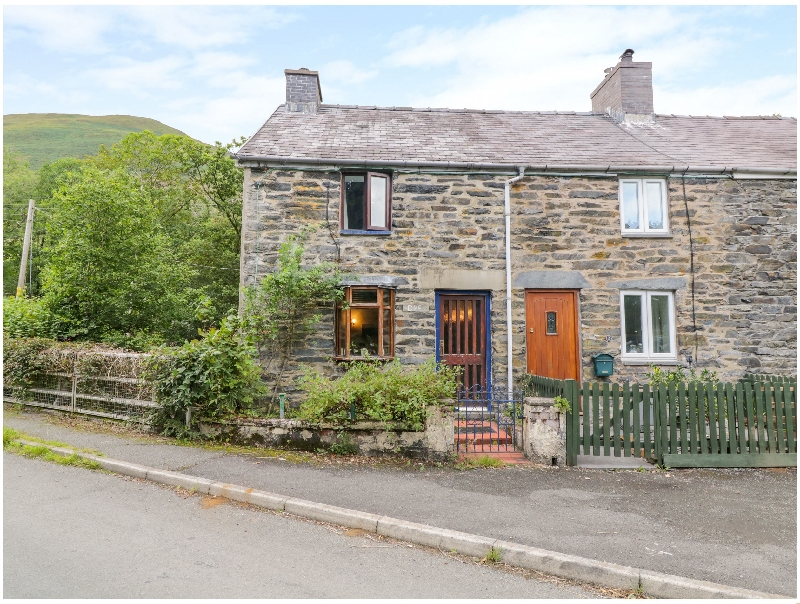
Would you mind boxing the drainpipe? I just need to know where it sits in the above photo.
[504,167,525,398]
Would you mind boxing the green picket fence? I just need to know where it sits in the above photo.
[656,381,796,468]
[526,375,797,468]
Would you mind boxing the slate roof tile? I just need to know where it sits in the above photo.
[237,105,796,169]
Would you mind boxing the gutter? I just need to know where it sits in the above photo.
[505,168,525,397]
[234,155,796,178]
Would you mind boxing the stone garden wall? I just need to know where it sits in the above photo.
[200,405,455,461]
[240,166,796,400]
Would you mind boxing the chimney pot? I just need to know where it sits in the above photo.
[620,49,635,61]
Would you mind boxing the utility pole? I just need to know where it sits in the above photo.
[16,199,35,298]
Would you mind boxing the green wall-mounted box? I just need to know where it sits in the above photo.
[593,353,614,377]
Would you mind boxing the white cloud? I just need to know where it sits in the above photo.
[4,6,111,54]
[4,73,93,107]
[383,6,741,112]
[159,75,286,144]
[656,75,797,118]
[322,60,379,86]
[121,6,300,51]
[86,57,186,94]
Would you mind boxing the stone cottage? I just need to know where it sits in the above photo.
[235,50,797,395]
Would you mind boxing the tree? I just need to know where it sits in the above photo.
[39,166,200,344]
[93,131,244,321]
[3,150,38,295]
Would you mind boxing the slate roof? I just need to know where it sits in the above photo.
[237,104,797,171]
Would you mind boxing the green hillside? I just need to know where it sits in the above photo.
[3,113,190,169]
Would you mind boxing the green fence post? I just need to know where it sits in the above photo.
[565,379,578,466]
[279,393,285,419]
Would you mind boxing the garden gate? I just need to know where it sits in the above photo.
[454,385,522,455]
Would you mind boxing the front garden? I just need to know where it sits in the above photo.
[3,233,461,459]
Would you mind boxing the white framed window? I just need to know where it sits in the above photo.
[619,178,669,235]
[620,290,676,361]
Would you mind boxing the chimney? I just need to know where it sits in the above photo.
[590,49,653,122]
[285,68,322,113]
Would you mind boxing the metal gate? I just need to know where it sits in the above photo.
[455,385,522,454]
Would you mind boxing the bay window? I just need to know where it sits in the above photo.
[335,286,394,359]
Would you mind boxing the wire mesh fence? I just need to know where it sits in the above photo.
[4,350,155,421]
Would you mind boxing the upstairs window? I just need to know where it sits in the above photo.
[620,290,676,361]
[335,286,394,359]
[619,178,669,235]
[341,173,391,233]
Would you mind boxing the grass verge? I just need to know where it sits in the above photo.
[456,455,506,470]
[3,427,102,470]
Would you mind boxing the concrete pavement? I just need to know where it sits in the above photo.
[4,407,797,597]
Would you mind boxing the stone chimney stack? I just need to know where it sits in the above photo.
[590,49,653,122]
[285,68,322,113]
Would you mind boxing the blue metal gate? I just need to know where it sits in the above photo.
[455,385,523,453]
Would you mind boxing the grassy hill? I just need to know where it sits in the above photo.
[4,114,190,170]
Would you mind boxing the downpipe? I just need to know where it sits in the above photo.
[504,167,525,399]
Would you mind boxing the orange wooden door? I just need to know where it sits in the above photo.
[525,290,579,381]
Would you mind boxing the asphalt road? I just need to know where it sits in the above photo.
[4,410,796,597]
[3,453,596,599]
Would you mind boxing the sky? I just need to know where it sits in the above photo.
[3,5,797,145]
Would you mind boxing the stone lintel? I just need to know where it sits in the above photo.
[419,268,504,290]
[513,270,590,290]
[607,277,687,290]
[341,275,409,288]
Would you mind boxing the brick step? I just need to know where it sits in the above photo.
[455,420,514,445]
[456,434,513,445]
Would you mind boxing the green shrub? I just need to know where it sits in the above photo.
[297,358,460,430]
[3,296,57,339]
[328,432,359,455]
[2,337,57,390]
[146,316,265,438]
[647,364,718,388]
[553,395,572,414]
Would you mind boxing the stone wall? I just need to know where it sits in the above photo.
[240,166,796,398]
[199,405,455,461]
[522,397,567,466]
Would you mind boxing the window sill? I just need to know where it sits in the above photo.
[620,232,673,238]
[620,358,680,366]
[340,229,392,236]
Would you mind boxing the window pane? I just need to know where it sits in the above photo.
[546,312,557,334]
[650,295,671,354]
[351,288,378,304]
[646,182,664,230]
[621,182,640,230]
[623,295,644,354]
[369,175,387,229]
[350,307,379,356]
[382,309,392,356]
[344,175,365,230]
[336,304,348,357]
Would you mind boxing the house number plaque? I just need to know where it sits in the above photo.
[404,304,428,312]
